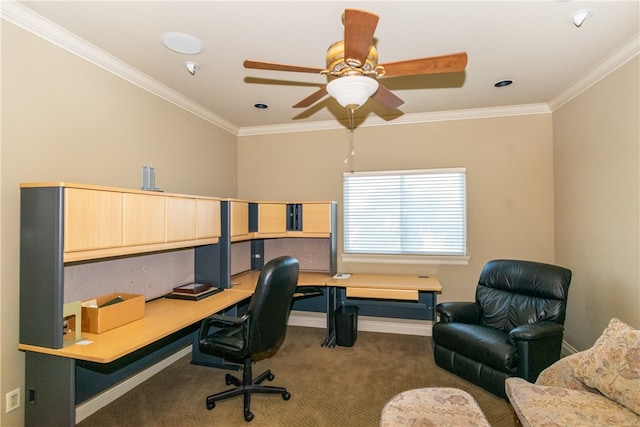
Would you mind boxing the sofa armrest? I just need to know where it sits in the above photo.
[436,302,480,324]
[505,377,638,427]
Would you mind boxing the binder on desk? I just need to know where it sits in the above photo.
[166,284,223,301]
[172,283,213,294]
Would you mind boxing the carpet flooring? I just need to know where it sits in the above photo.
[78,326,518,426]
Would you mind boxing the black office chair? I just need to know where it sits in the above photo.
[432,259,571,398]
[198,256,299,422]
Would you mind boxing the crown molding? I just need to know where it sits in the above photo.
[237,103,551,136]
[1,1,239,136]
[3,1,636,138]
[548,34,640,111]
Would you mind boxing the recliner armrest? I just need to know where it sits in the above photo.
[509,321,564,342]
[510,321,565,382]
[436,302,480,323]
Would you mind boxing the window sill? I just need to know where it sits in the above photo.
[341,253,470,265]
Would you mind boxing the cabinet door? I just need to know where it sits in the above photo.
[122,193,166,246]
[166,197,196,242]
[197,199,221,239]
[230,201,249,237]
[64,188,123,252]
[302,203,332,233]
[259,203,287,234]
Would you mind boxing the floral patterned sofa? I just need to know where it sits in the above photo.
[505,318,639,427]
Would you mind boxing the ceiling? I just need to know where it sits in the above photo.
[10,1,640,134]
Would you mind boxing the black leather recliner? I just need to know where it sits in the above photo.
[432,259,572,398]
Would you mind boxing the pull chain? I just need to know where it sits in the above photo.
[343,105,356,165]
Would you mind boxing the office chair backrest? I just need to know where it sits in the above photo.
[246,256,299,355]
[476,259,572,332]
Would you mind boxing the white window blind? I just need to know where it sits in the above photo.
[343,168,467,256]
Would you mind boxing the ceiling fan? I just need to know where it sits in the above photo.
[244,8,468,112]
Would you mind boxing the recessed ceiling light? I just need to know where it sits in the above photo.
[254,103,269,109]
[161,32,203,55]
[494,79,513,88]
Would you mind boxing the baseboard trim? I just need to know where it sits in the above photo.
[75,346,192,423]
[562,340,579,357]
[287,310,433,336]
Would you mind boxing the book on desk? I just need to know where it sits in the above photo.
[165,283,223,301]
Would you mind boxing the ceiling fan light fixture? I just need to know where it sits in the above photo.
[326,76,379,109]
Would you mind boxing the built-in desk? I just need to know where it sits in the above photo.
[231,271,443,347]
[20,271,441,426]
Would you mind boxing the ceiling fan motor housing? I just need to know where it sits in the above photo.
[325,40,381,76]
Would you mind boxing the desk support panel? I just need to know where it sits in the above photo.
[25,352,75,427]
[75,326,196,403]
[321,287,337,348]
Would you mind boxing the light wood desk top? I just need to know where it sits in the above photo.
[230,270,332,292]
[18,272,441,363]
[231,270,442,292]
[328,273,442,292]
[18,289,252,364]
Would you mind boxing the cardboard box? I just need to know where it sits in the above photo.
[81,293,145,334]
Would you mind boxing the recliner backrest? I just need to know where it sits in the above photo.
[246,256,299,355]
[476,259,571,332]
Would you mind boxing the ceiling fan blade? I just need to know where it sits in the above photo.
[380,52,468,77]
[292,86,328,108]
[244,60,324,74]
[372,84,405,110]
[344,8,379,65]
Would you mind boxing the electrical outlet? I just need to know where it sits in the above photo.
[6,388,20,412]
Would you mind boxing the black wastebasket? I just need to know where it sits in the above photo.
[334,305,358,347]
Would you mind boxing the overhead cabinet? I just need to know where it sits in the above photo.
[42,183,221,263]
[287,202,333,236]
[64,188,124,252]
[123,192,166,246]
[257,202,287,237]
[230,201,335,240]
[229,200,250,241]
[196,199,222,239]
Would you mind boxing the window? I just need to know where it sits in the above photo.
[343,168,467,262]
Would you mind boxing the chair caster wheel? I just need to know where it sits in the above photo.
[282,391,291,400]
[244,411,254,422]
[206,400,215,410]
[267,373,275,381]
[225,374,234,385]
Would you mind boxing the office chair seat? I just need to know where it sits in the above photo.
[199,256,299,422]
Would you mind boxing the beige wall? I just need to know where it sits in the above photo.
[554,57,640,350]
[238,114,557,303]
[1,23,237,426]
[3,11,637,427]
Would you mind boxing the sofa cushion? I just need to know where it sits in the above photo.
[536,352,601,394]
[573,318,640,415]
[505,377,640,427]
